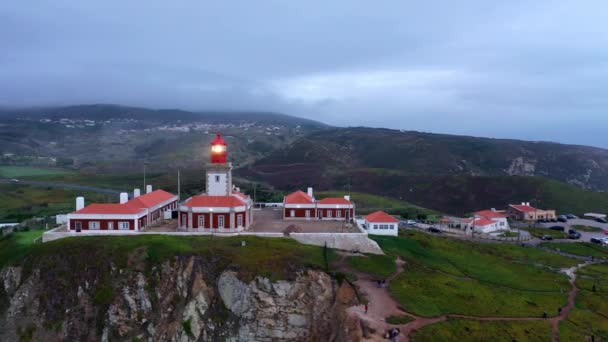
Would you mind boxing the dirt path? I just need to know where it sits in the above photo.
[335,252,601,342]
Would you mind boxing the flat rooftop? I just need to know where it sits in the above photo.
[249,208,359,233]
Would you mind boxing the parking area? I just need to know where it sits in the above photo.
[527,219,608,243]
[248,208,359,233]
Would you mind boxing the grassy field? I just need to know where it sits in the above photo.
[0,166,73,178]
[316,191,439,218]
[370,231,578,317]
[0,229,44,269]
[0,183,109,222]
[412,318,552,342]
[540,243,608,259]
[559,263,608,340]
[523,227,568,239]
[2,235,336,282]
[347,254,396,278]
[572,224,604,232]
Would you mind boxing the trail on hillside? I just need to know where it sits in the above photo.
[335,251,603,342]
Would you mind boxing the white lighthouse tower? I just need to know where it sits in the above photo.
[206,133,232,196]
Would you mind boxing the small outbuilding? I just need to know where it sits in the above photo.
[364,211,399,236]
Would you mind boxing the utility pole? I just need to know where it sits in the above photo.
[143,162,147,191]
[177,169,181,230]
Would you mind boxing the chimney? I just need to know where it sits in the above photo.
[307,187,313,198]
[76,197,85,210]
[134,188,141,198]
[521,202,526,205]
[344,195,350,201]
[491,208,496,211]
[526,202,530,206]
[146,185,152,194]
[120,192,129,204]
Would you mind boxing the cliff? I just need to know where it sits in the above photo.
[0,236,363,341]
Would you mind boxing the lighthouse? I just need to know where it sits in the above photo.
[206,133,232,196]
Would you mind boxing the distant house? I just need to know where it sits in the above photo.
[507,202,556,221]
[474,210,510,233]
[364,211,399,236]
[283,187,355,221]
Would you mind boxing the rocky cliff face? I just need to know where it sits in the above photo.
[0,253,361,341]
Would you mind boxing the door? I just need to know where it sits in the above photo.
[345,210,350,221]
[318,210,323,219]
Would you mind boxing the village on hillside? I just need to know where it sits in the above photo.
[37,132,608,251]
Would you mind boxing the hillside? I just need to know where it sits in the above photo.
[241,127,608,214]
[0,105,328,172]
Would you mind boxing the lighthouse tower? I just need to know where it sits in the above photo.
[206,133,232,196]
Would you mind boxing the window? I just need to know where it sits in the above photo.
[89,221,100,230]
[336,210,341,218]
[305,210,310,218]
[237,214,243,227]
[119,221,130,230]
[218,216,225,228]
[327,210,332,218]
[198,216,205,228]
[108,222,114,230]
[374,224,378,230]
[215,175,220,182]
[290,210,295,217]
[389,224,394,230]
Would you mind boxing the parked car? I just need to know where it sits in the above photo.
[565,214,578,219]
[406,220,417,225]
[540,235,553,241]
[549,226,565,231]
[590,237,607,246]
[596,217,608,223]
[549,218,558,222]
[427,227,442,233]
[557,215,568,222]
[568,230,581,239]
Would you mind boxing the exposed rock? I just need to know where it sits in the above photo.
[0,256,361,341]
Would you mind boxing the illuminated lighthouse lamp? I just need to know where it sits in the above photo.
[210,133,228,164]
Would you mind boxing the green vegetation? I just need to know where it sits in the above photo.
[371,231,578,317]
[0,166,73,178]
[316,191,438,218]
[523,227,567,239]
[559,263,608,340]
[540,243,608,259]
[412,318,552,342]
[0,183,108,222]
[0,229,44,269]
[3,235,336,282]
[572,225,603,232]
[385,315,414,325]
[347,254,396,278]
[182,319,193,337]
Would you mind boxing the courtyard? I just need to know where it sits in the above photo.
[248,208,359,233]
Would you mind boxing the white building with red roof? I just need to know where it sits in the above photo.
[472,209,510,233]
[178,133,253,231]
[364,211,399,236]
[507,202,556,221]
[283,187,354,221]
[67,187,178,232]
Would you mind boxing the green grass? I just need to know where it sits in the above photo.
[572,225,604,233]
[385,315,414,325]
[5,235,336,282]
[0,183,109,222]
[0,166,73,178]
[370,231,578,317]
[523,227,567,239]
[0,229,44,269]
[540,243,608,259]
[559,263,608,340]
[412,318,552,342]
[347,254,396,278]
[316,191,438,217]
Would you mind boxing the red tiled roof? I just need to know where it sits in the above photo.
[365,211,399,223]
[73,203,145,215]
[128,190,176,208]
[317,197,351,205]
[474,218,496,226]
[475,210,507,219]
[510,204,537,212]
[232,191,249,201]
[285,190,314,204]
[185,195,246,207]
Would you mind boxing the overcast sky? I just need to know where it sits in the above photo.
[2,1,608,147]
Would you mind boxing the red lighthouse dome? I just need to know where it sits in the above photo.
[210,133,227,164]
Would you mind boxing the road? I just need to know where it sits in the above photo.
[0,178,125,197]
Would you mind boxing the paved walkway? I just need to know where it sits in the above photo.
[335,251,605,342]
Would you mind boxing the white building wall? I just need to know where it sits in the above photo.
[364,220,398,236]
[207,171,230,196]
